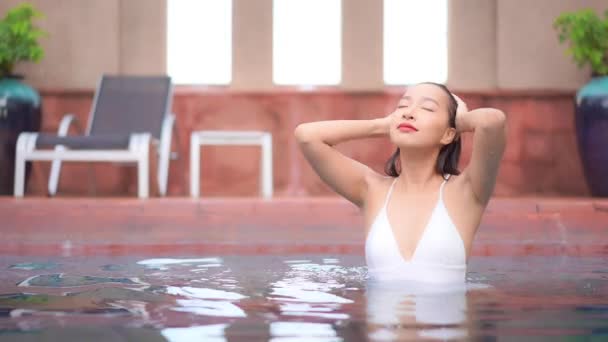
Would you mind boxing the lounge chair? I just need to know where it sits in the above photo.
[13,75,176,198]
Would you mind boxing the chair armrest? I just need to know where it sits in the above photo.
[57,113,84,136]
[162,113,178,159]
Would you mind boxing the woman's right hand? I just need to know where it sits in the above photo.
[376,111,395,136]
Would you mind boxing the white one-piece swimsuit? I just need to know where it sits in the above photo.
[365,174,467,284]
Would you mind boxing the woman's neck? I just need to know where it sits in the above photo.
[397,147,443,192]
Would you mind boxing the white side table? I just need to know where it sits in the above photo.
[190,130,273,198]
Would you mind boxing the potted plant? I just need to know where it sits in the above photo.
[554,8,608,197]
[0,3,46,195]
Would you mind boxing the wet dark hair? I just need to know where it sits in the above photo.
[384,82,461,179]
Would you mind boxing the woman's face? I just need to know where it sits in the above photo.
[388,83,456,149]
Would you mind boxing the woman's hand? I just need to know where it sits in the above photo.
[375,111,395,136]
[453,93,471,133]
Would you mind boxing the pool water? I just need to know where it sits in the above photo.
[0,253,607,341]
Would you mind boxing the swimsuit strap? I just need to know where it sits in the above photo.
[383,178,399,208]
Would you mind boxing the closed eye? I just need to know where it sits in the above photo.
[398,105,434,112]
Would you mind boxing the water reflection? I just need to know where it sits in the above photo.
[166,286,248,318]
[366,279,491,341]
[4,254,607,340]
[9,262,59,271]
[136,258,223,271]
[166,286,247,300]
[161,324,228,342]
[18,274,147,287]
[270,322,341,342]
[269,260,360,321]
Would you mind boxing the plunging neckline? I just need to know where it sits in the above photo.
[384,177,446,264]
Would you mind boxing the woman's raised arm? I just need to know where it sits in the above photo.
[456,104,507,206]
[294,117,391,208]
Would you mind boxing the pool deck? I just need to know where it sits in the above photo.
[1,196,607,257]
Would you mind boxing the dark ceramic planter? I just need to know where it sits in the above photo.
[575,76,608,197]
[0,75,42,195]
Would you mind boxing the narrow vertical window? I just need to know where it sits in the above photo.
[273,0,341,86]
[384,0,448,85]
[167,0,232,85]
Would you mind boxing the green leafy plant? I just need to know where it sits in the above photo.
[554,8,608,77]
[0,3,47,78]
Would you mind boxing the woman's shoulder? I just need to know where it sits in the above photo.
[365,169,392,185]
[444,172,471,196]
[360,171,394,213]
[364,170,395,195]
[445,172,487,212]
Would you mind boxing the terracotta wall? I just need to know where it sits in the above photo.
[23,89,587,198]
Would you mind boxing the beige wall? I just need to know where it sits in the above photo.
[496,0,607,89]
[232,0,273,90]
[342,0,384,91]
[0,0,166,90]
[119,0,166,75]
[449,0,607,90]
[1,0,605,91]
[447,0,497,91]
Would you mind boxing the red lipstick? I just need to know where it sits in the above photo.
[398,122,418,132]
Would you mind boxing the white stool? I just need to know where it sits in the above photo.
[190,130,273,198]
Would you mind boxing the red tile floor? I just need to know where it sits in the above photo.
[1,197,607,257]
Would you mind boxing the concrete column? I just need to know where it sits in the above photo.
[232,0,274,90]
[448,0,497,91]
[119,0,167,75]
[342,0,384,91]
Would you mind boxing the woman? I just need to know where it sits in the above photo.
[294,82,507,284]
